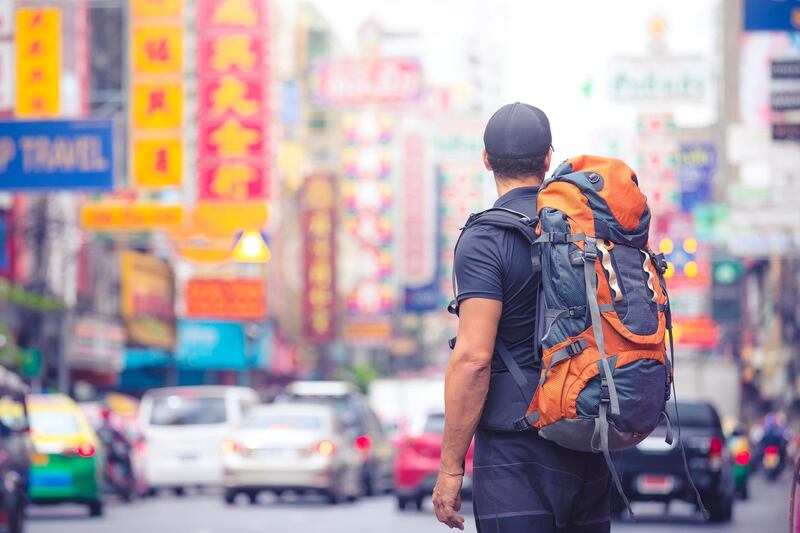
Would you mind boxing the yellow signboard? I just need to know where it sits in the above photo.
[131,82,183,129]
[81,202,184,231]
[132,138,183,188]
[15,8,61,117]
[119,250,176,349]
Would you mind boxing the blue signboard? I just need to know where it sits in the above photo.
[177,320,247,370]
[0,119,114,190]
[744,0,800,31]
[678,143,716,214]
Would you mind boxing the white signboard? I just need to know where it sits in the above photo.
[0,43,11,112]
[609,56,710,104]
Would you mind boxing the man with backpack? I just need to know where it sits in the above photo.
[433,102,675,532]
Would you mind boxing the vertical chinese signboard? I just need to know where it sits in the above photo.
[197,0,270,201]
[301,175,336,343]
[341,112,394,317]
[15,7,61,117]
[401,127,439,312]
[0,0,14,116]
[435,121,486,306]
[120,250,176,349]
[129,0,184,189]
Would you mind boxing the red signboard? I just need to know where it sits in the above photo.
[185,278,266,320]
[311,58,423,106]
[196,0,270,201]
[301,175,337,342]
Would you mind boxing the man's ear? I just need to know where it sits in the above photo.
[543,148,553,173]
[483,149,492,172]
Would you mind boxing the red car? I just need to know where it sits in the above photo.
[394,412,474,511]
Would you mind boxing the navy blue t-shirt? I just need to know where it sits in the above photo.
[454,186,540,431]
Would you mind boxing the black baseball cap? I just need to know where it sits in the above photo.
[484,102,552,159]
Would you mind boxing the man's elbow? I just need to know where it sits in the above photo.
[451,348,492,376]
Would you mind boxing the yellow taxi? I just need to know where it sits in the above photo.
[28,394,105,516]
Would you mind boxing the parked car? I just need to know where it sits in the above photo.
[276,381,394,495]
[0,368,31,533]
[222,403,362,505]
[611,400,735,523]
[139,386,258,494]
[394,412,473,511]
[27,394,105,517]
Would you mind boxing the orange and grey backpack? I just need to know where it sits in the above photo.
[450,155,705,517]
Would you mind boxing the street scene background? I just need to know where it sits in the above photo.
[0,0,798,531]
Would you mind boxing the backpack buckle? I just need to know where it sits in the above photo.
[584,241,598,262]
[513,418,530,431]
[600,378,611,404]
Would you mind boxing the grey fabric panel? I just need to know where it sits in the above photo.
[539,207,588,350]
[479,369,537,432]
[575,358,667,434]
[608,244,659,335]
[538,418,649,453]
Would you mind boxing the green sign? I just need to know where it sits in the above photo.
[711,258,744,323]
[19,348,41,378]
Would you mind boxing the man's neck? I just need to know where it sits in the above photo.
[495,175,542,197]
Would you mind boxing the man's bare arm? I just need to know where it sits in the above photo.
[440,297,502,473]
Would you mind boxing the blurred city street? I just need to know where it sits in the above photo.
[1,0,800,531]
[27,475,791,533]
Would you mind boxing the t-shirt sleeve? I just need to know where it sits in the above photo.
[454,226,504,303]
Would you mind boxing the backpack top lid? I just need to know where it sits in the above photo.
[540,155,651,249]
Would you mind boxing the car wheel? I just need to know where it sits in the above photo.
[414,497,424,511]
[247,491,259,505]
[88,500,104,517]
[326,487,342,505]
[397,496,410,511]
[224,489,237,505]
[9,493,24,533]
[707,496,733,523]
[173,487,186,497]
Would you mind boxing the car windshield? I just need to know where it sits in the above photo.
[241,412,324,431]
[280,396,363,431]
[30,411,80,435]
[423,414,445,434]
[665,402,720,429]
[149,395,227,426]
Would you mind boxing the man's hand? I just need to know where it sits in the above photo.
[433,471,464,530]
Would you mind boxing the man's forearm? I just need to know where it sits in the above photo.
[440,353,491,472]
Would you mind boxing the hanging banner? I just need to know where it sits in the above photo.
[196,0,271,201]
[301,175,337,343]
[120,250,176,349]
[0,119,114,190]
[185,278,266,320]
[129,0,184,189]
[15,7,61,117]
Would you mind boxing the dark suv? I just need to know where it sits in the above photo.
[276,381,394,496]
[611,400,735,523]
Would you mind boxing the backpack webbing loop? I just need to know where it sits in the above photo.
[583,237,620,416]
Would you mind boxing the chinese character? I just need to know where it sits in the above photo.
[210,75,259,117]
[155,148,169,174]
[209,117,259,157]
[147,89,168,113]
[211,0,258,27]
[209,162,257,200]
[210,34,257,71]
[145,38,171,63]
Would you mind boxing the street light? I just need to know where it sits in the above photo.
[231,230,271,263]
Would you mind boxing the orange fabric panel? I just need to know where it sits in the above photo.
[537,181,596,237]
[602,310,666,346]
[566,155,647,231]
[564,351,667,419]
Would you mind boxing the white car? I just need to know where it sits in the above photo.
[222,403,362,505]
[139,386,258,494]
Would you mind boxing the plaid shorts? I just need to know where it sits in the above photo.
[472,426,611,533]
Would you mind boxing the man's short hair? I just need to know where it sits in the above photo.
[487,152,548,180]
